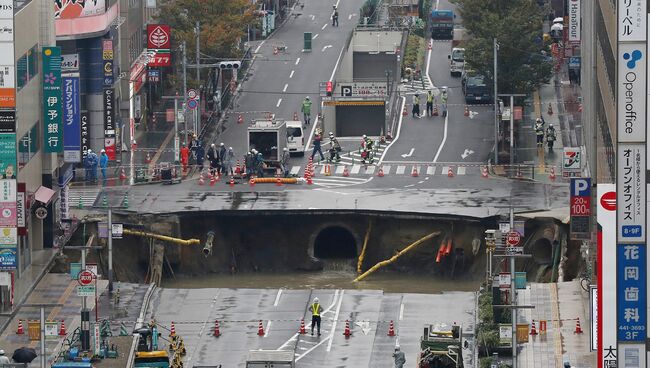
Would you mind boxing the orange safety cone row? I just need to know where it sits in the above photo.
[549,167,556,181]
[16,319,24,335]
[59,320,66,336]
[342,166,349,177]
[257,320,265,336]
[343,320,351,338]
[411,166,419,177]
[169,321,176,337]
[119,168,127,181]
[530,320,538,335]
[238,114,243,124]
[574,317,583,334]
[547,102,553,115]
[213,320,221,337]
[377,167,384,177]
[299,319,306,335]
[481,166,489,178]
[464,106,470,117]
[447,166,454,177]
[387,320,395,337]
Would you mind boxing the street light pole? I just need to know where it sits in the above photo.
[108,208,113,293]
[493,38,499,165]
[498,93,526,175]
[509,207,517,368]
[182,41,188,146]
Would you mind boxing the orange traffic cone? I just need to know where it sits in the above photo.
[574,318,583,334]
[428,41,432,50]
[238,114,243,124]
[273,47,278,55]
[549,167,556,181]
[16,319,24,334]
[145,152,151,164]
[213,320,221,337]
[249,176,256,187]
[433,104,439,116]
[306,174,313,185]
[257,320,265,336]
[464,106,469,117]
[229,176,235,187]
[447,166,454,177]
[299,319,306,335]
[530,320,538,335]
[411,166,419,177]
[377,167,384,177]
[481,166,489,178]
[294,111,299,120]
[169,321,176,337]
[276,176,283,186]
[59,320,66,336]
[119,168,127,181]
[402,105,408,116]
[343,320,351,338]
[387,320,395,337]
[324,164,332,176]
[577,103,583,112]
[386,130,393,140]
[547,102,553,115]
[198,172,205,185]
[210,174,216,186]
[342,166,349,177]
[235,161,241,174]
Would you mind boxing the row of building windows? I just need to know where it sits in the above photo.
[18,120,40,170]
[16,45,39,92]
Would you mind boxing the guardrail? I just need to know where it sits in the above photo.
[126,283,157,368]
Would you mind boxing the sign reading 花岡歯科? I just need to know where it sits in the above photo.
[617,244,646,341]
[42,47,63,153]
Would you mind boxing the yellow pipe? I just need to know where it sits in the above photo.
[357,220,372,274]
[353,231,440,282]
[253,177,298,184]
[122,228,200,246]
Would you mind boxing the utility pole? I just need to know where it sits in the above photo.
[498,93,526,175]
[195,21,200,85]
[162,95,184,163]
[509,207,517,368]
[182,41,188,146]
[108,209,113,293]
[493,38,499,165]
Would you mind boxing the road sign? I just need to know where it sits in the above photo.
[570,178,591,240]
[187,99,198,110]
[187,89,198,100]
[499,273,511,289]
[111,223,123,239]
[506,231,521,246]
[77,285,96,296]
[78,270,94,286]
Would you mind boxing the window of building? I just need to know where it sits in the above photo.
[18,121,40,169]
[16,45,38,91]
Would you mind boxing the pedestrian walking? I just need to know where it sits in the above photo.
[280,147,290,177]
[99,149,109,183]
[302,96,312,125]
[218,142,227,174]
[392,346,406,368]
[309,297,323,336]
[426,90,434,117]
[196,143,205,170]
[0,350,11,364]
[412,94,420,118]
[311,133,324,161]
[180,143,190,173]
[332,6,339,27]
[223,147,235,176]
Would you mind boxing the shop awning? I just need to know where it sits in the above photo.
[34,186,55,205]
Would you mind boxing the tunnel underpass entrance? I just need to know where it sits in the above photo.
[314,226,357,259]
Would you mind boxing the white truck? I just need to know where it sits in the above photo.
[448,47,465,77]
[246,350,294,368]
[247,120,287,167]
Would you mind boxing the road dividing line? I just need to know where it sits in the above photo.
[322,45,333,52]
[330,46,345,81]
[313,33,319,39]
[283,84,288,92]
[432,112,449,163]
[187,291,221,363]
[295,57,301,65]
[289,70,295,78]
[348,14,353,20]
[274,288,284,306]
[326,290,345,352]
[276,98,282,107]
[254,40,265,53]
[322,23,328,30]
[378,97,406,164]
[264,321,272,337]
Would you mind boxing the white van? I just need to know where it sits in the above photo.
[448,47,465,77]
[285,120,305,156]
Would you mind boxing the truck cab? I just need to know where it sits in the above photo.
[430,10,454,40]
[448,48,465,77]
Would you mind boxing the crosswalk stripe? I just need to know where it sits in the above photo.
[382,165,391,174]
[457,166,466,175]
[351,165,361,174]
[335,165,345,174]
[396,165,405,175]
[441,166,449,175]
[365,166,375,175]
[290,166,300,175]
[426,166,435,175]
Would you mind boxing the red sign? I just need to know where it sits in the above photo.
[600,191,616,211]
[570,196,591,216]
[506,231,521,246]
[147,25,171,50]
[78,270,94,286]
[147,51,171,68]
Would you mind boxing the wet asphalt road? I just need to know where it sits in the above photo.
[146,288,476,367]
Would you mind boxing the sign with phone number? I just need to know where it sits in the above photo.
[617,244,646,341]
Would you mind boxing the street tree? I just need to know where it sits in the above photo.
[451,0,552,94]
[155,0,255,88]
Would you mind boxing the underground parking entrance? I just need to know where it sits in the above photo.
[313,226,358,259]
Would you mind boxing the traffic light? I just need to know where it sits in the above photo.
[219,61,241,69]
[326,81,333,96]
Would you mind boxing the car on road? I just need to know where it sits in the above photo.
[448,47,465,77]
[462,68,491,104]
[286,120,305,156]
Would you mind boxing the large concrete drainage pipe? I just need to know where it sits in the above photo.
[313,226,357,259]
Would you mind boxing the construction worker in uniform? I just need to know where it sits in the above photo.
[280,147,290,177]
[440,87,448,117]
[535,119,545,146]
[0,350,10,364]
[309,297,323,336]
[426,90,434,116]
[302,96,312,125]
[412,93,420,118]
[392,345,406,368]
[332,6,339,27]
[546,124,557,150]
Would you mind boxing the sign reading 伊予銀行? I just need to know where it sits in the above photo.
[42,47,63,153]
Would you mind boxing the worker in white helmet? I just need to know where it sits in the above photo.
[308,297,323,336]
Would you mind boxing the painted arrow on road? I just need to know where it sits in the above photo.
[322,45,333,52]
[401,148,415,158]
[461,149,474,159]
[355,320,371,335]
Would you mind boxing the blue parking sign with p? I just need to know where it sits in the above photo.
[570,178,591,197]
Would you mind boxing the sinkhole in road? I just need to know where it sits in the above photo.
[531,238,553,265]
[314,226,357,259]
